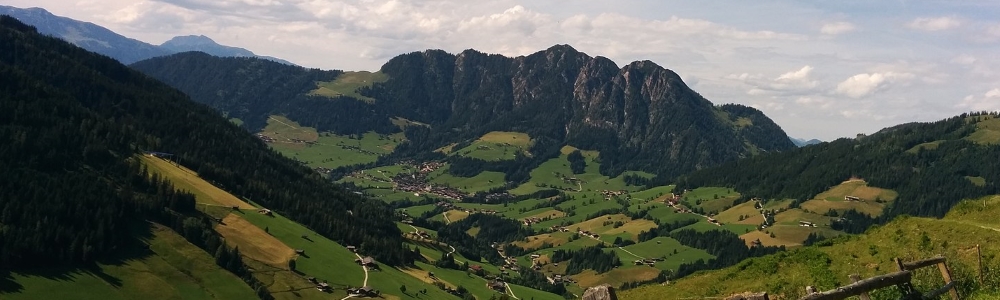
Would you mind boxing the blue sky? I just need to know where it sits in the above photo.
[6,0,999,140]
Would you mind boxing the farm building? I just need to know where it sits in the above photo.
[488,281,506,292]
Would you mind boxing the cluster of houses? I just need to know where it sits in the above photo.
[254,133,277,143]
[548,225,570,233]
[313,167,332,174]
[522,217,543,226]
[577,229,600,239]
[632,257,665,266]
[600,190,629,201]
[395,172,466,200]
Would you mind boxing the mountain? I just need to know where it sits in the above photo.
[0,13,408,286]
[160,35,296,65]
[160,35,255,57]
[0,5,294,65]
[132,45,796,180]
[790,137,823,147]
[0,5,170,64]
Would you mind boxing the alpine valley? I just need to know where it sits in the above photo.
[2,7,999,300]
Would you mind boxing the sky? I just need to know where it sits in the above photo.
[5,0,1000,140]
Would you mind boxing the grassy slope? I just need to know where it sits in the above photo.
[260,115,403,169]
[428,166,507,194]
[310,71,388,102]
[2,224,256,300]
[141,156,254,209]
[621,195,1000,300]
[451,131,533,161]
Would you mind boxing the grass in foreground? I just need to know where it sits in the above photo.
[620,196,1000,300]
[1,224,256,300]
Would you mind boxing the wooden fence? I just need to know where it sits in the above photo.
[798,255,959,300]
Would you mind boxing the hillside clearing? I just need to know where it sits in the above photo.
[215,213,296,267]
[310,71,388,102]
[140,156,254,209]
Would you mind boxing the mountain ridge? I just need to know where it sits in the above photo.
[0,5,294,65]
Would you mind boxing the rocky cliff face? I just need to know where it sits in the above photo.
[371,45,794,177]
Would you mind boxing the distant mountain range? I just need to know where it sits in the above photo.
[0,5,294,65]
[790,137,823,147]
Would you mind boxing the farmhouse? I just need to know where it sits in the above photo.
[798,221,816,227]
[348,286,379,296]
[316,282,331,292]
[845,195,861,201]
[488,280,506,292]
[355,256,377,267]
[346,245,357,252]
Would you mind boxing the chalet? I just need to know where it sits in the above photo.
[346,246,357,252]
[798,221,816,227]
[488,281,506,292]
[295,249,305,255]
[844,195,861,201]
[530,254,540,259]
[349,286,379,296]
[258,209,273,216]
[355,256,377,267]
[469,265,483,272]
[316,282,331,292]
[633,260,644,266]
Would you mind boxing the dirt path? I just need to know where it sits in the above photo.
[443,212,452,224]
[269,116,299,130]
[352,253,370,287]
[505,282,519,299]
[618,247,645,260]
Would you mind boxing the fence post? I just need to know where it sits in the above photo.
[979,244,984,285]
[849,274,871,300]
[936,260,960,300]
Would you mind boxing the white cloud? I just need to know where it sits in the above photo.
[958,88,1000,111]
[820,22,855,35]
[907,16,961,31]
[835,72,915,98]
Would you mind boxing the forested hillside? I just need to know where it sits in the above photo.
[130,52,397,134]
[0,15,409,277]
[677,113,1000,229]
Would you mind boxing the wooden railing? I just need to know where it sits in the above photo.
[798,255,959,300]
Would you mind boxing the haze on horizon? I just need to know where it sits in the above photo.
[7,0,1000,141]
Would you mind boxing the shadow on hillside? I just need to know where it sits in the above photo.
[1,222,158,294]
[0,270,23,294]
